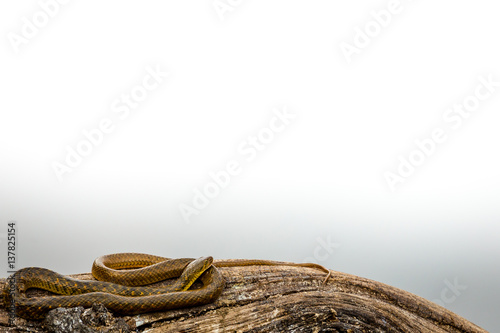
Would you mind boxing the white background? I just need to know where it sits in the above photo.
[1,1,499,331]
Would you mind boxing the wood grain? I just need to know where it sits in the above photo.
[0,264,487,332]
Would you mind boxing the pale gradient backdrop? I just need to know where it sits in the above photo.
[0,1,499,331]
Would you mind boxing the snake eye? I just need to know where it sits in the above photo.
[202,256,214,269]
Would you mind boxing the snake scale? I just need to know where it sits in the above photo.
[2,253,331,320]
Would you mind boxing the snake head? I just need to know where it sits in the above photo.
[176,256,214,291]
[198,256,214,271]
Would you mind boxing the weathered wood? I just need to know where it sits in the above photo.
[0,265,487,332]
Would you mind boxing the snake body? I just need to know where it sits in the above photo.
[3,253,331,320]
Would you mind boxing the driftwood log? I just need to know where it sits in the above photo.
[0,264,487,332]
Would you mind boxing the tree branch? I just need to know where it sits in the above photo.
[0,264,487,332]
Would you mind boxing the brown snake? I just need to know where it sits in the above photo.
[2,253,331,320]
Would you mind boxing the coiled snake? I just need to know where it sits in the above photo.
[3,253,331,320]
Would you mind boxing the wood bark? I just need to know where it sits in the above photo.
[0,264,488,332]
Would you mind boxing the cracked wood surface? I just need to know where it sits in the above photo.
[0,264,488,332]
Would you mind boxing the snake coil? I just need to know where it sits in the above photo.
[3,253,330,320]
